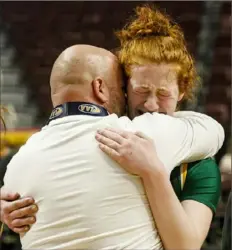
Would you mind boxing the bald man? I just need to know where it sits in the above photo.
[3,45,224,249]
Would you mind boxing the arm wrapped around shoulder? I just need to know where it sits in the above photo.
[132,111,225,172]
[174,111,225,162]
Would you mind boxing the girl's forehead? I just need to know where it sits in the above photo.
[130,63,178,77]
[130,64,178,85]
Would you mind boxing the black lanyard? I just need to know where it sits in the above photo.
[47,102,109,124]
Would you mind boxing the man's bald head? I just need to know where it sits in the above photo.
[50,45,116,91]
[50,45,126,116]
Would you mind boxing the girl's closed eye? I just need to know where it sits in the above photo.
[157,88,171,97]
[135,86,150,95]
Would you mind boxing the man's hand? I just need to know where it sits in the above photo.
[0,188,38,233]
[95,128,164,178]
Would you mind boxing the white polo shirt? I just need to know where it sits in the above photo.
[4,112,224,249]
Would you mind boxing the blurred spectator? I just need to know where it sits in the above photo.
[205,103,231,165]
[222,192,231,250]
[205,138,231,249]
[0,105,18,186]
[220,152,232,175]
[0,106,21,250]
[0,105,18,131]
[0,140,18,187]
[220,139,231,202]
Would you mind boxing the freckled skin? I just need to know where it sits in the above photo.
[127,63,184,119]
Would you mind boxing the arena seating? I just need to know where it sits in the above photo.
[0,2,230,126]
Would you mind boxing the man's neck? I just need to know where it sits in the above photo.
[52,93,103,109]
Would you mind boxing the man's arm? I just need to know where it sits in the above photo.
[133,111,224,172]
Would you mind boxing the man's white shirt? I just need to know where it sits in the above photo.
[4,112,224,249]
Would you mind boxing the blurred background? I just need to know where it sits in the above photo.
[0,1,231,250]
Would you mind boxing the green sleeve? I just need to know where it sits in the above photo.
[180,158,221,214]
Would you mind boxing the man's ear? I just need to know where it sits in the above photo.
[178,92,185,101]
[92,77,109,103]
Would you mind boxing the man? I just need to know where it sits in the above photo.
[0,43,224,249]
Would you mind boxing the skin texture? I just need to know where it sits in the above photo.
[127,63,184,119]
[95,128,164,178]
[50,44,126,116]
[0,190,36,233]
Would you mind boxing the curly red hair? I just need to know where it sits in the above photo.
[116,4,199,101]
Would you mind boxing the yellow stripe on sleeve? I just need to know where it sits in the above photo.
[180,163,188,190]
